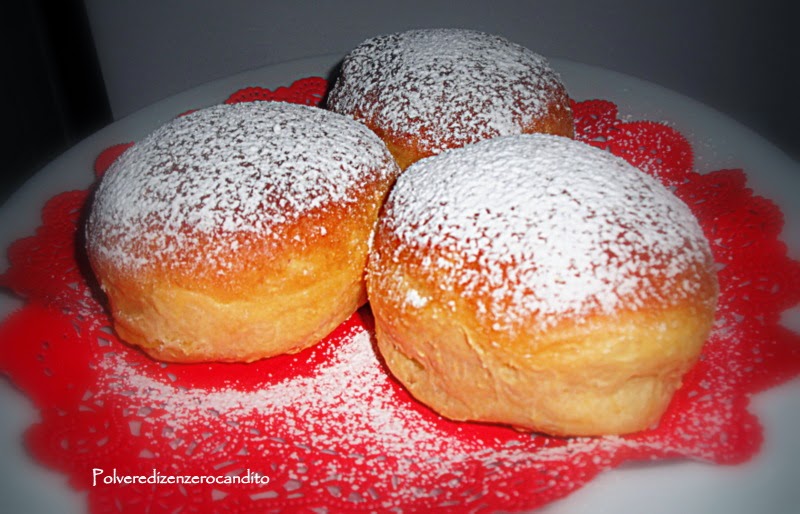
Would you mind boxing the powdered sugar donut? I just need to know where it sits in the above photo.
[367,134,718,436]
[328,29,574,169]
[87,101,400,363]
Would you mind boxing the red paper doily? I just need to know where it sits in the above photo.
[1,78,799,514]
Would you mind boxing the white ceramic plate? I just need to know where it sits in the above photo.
[1,55,798,514]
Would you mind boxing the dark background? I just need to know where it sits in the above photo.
[1,0,110,205]
[2,0,798,206]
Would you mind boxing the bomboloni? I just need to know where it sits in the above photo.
[328,28,574,169]
[87,101,400,363]
[367,134,718,436]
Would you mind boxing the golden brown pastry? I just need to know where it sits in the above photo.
[87,101,400,363]
[328,28,574,169]
[367,134,718,436]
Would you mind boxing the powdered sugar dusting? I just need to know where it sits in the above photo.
[101,327,469,451]
[328,29,566,155]
[99,326,484,501]
[87,101,396,272]
[405,288,429,308]
[96,321,697,506]
[376,134,714,329]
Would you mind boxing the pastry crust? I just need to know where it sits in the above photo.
[328,29,574,169]
[367,134,718,436]
[87,102,400,363]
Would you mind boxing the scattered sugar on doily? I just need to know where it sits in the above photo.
[92,319,735,507]
[98,326,481,495]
